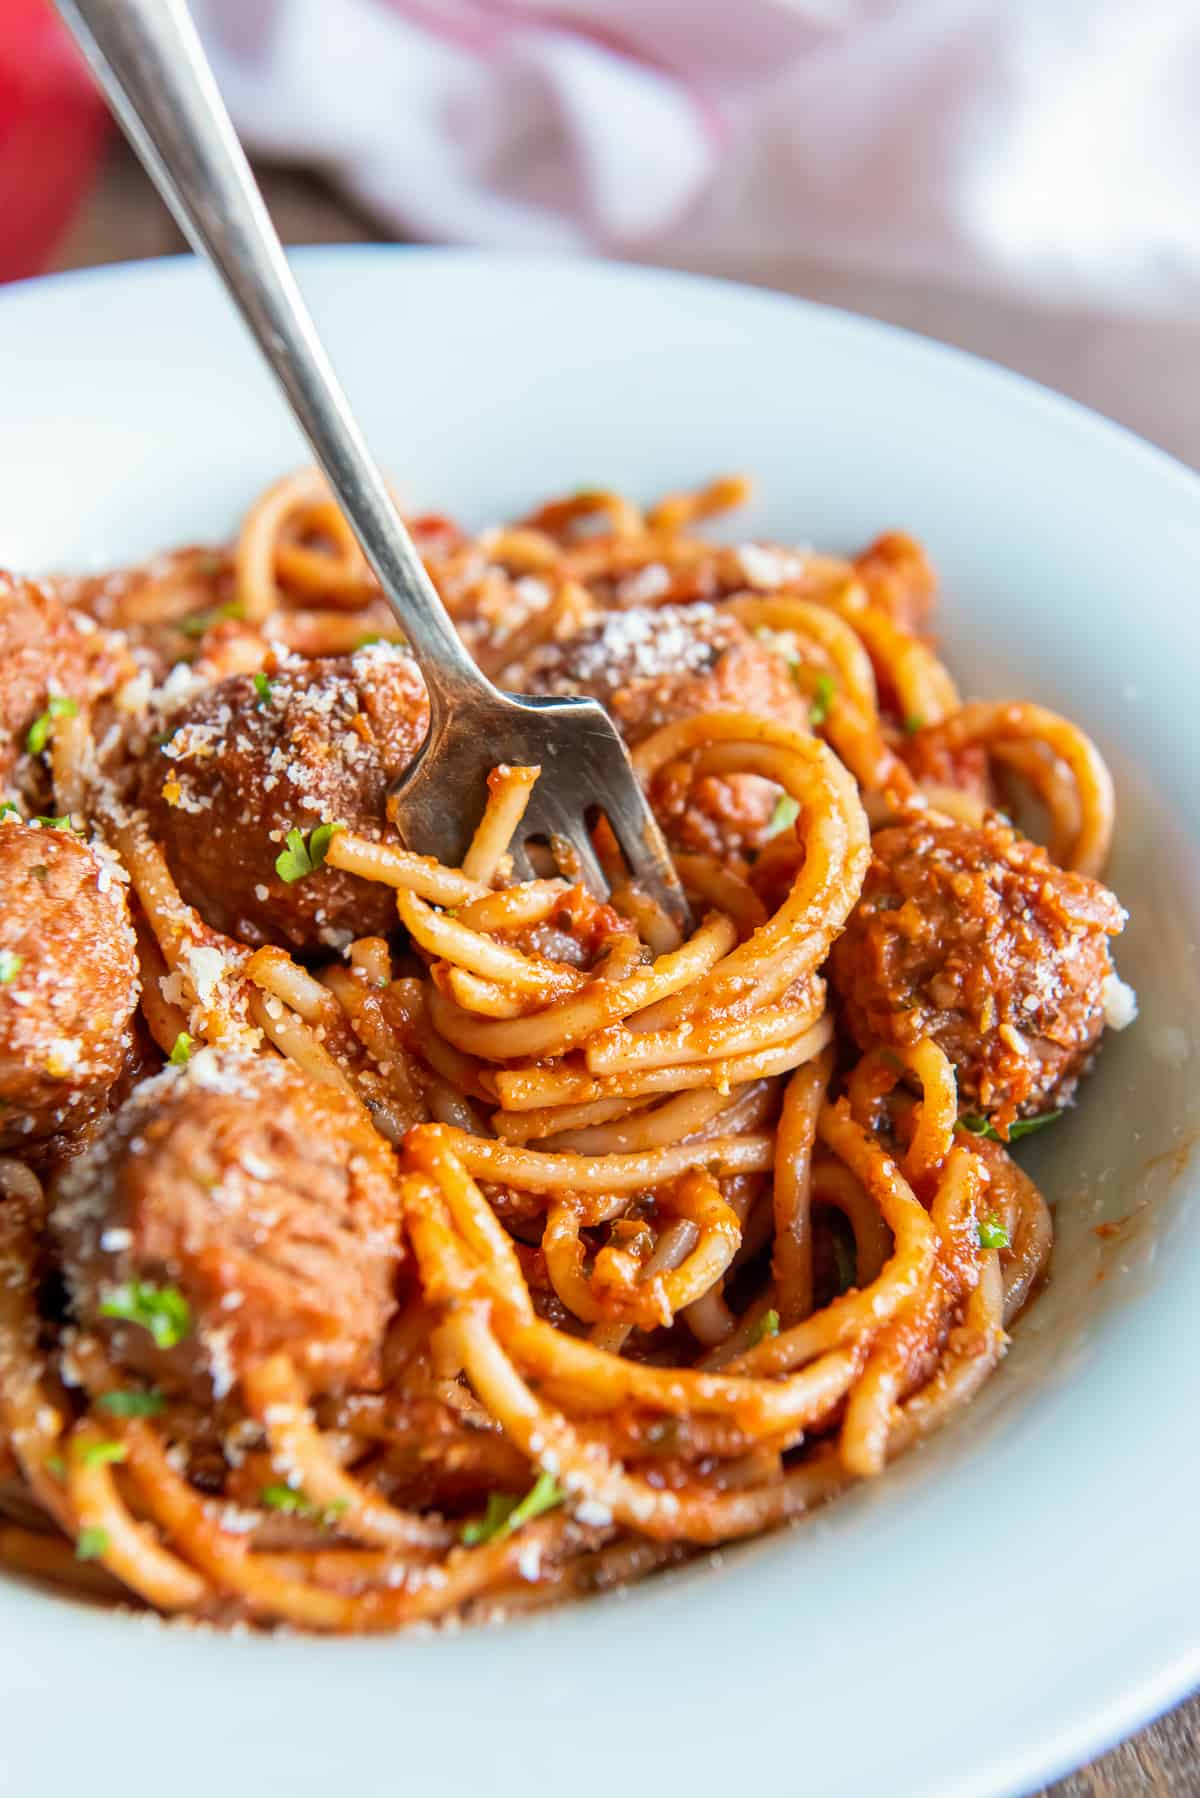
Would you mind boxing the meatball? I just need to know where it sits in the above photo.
[523,603,811,858]
[0,574,131,792]
[51,1051,402,1400]
[828,815,1127,1122]
[138,643,429,951]
[0,821,139,1150]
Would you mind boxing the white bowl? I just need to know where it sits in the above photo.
[1,249,1198,1798]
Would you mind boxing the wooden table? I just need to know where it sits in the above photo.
[49,139,1200,1798]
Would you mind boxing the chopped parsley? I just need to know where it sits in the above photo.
[809,673,836,728]
[260,1483,309,1514]
[44,1454,66,1480]
[252,671,274,707]
[96,1388,165,1418]
[75,1528,110,1561]
[462,1493,518,1546]
[461,1471,565,1546]
[748,1308,780,1346]
[25,694,78,755]
[1006,1110,1064,1141]
[353,632,387,650]
[275,821,344,883]
[904,713,925,736]
[99,1281,191,1350]
[0,950,22,985]
[179,600,244,639]
[958,1110,1062,1143]
[0,803,20,822]
[32,814,82,832]
[75,1439,128,1469]
[977,1217,1011,1250]
[168,1031,193,1066]
[767,793,800,837]
[260,1483,349,1526]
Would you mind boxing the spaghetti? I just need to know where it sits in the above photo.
[0,472,1133,1631]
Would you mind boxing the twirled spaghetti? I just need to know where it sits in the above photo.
[0,472,1133,1630]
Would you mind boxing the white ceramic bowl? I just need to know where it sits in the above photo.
[1,250,1198,1798]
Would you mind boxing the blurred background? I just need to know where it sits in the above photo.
[3,0,1199,468]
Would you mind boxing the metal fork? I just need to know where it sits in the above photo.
[58,0,691,936]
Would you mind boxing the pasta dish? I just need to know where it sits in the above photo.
[0,472,1134,1630]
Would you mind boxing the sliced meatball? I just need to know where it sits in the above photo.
[51,1051,402,1400]
[0,574,132,794]
[522,603,811,858]
[138,643,429,951]
[828,815,1127,1123]
[0,821,140,1149]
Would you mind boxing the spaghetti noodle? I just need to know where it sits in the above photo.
[0,472,1133,1631]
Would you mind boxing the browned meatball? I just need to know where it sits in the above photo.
[828,815,1127,1123]
[51,1051,403,1399]
[523,604,811,858]
[0,574,131,792]
[138,643,429,951]
[0,821,139,1150]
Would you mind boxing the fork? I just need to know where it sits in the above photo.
[57,0,691,937]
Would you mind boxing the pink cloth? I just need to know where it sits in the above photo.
[0,0,108,282]
[192,0,1200,318]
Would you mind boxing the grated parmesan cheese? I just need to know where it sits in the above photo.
[1101,973,1139,1032]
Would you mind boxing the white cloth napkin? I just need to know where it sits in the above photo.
[192,0,1200,467]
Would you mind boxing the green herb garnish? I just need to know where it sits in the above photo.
[25,694,78,755]
[260,1483,309,1514]
[904,713,925,735]
[75,1528,110,1561]
[45,1454,66,1480]
[179,600,244,639]
[767,793,800,837]
[748,1308,780,1346]
[809,673,835,728]
[260,1483,349,1526]
[977,1217,1011,1250]
[76,1440,128,1468]
[1006,1110,1064,1141]
[462,1493,518,1546]
[0,950,22,985]
[99,1281,191,1350]
[461,1471,565,1546]
[96,1389,166,1419]
[0,803,20,822]
[958,1110,1062,1143]
[32,814,81,832]
[274,821,344,883]
[168,1031,193,1066]
[252,671,273,707]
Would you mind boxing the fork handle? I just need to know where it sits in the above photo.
[56,0,492,729]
